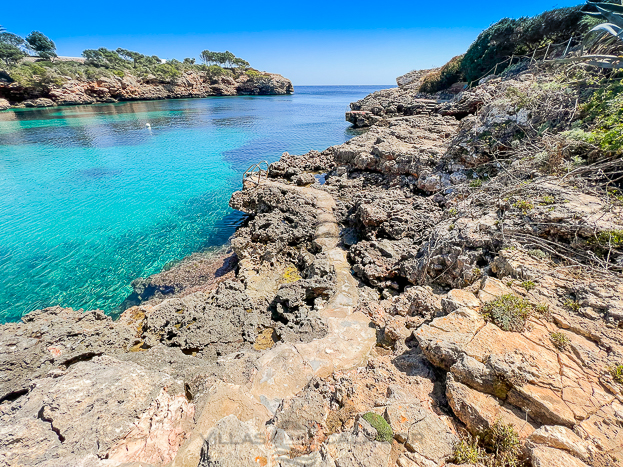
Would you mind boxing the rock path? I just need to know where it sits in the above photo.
[170,181,376,467]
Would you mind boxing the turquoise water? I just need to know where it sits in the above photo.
[0,86,389,323]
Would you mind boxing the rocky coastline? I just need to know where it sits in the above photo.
[0,70,293,110]
[2,59,623,467]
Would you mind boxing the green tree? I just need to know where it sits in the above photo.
[233,57,250,68]
[115,48,144,68]
[183,57,195,65]
[213,52,227,66]
[82,48,126,68]
[223,50,235,68]
[0,42,25,65]
[0,32,27,50]
[25,31,57,60]
[200,49,214,65]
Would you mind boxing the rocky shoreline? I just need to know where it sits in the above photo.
[1,61,623,467]
[0,70,293,110]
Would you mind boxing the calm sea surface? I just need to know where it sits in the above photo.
[0,85,390,323]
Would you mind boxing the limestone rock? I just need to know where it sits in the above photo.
[333,116,458,177]
[446,374,537,439]
[0,97,10,110]
[416,306,614,428]
[22,97,56,107]
[0,356,192,466]
[528,425,590,461]
[529,446,590,467]
[198,415,271,467]
[0,307,136,402]
[321,431,391,467]
[384,399,457,463]
[0,70,292,109]
[141,281,262,359]
[295,172,317,186]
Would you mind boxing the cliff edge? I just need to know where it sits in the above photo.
[0,69,293,109]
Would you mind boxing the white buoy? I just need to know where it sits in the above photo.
[145,123,151,129]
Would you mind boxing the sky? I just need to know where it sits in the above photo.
[3,0,581,85]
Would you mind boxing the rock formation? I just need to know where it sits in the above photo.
[0,71,293,109]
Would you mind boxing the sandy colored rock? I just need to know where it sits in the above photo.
[528,425,590,461]
[0,356,190,466]
[322,431,391,467]
[446,374,537,439]
[196,415,271,467]
[384,400,457,463]
[442,288,481,314]
[529,445,590,467]
[171,383,271,467]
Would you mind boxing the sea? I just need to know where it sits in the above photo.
[0,85,390,323]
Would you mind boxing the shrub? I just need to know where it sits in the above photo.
[419,54,464,93]
[528,249,548,260]
[481,421,522,467]
[589,230,623,248]
[482,294,533,332]
[205,65,226,77]
[550,331,570,350]
[578,79,623,152]
[610,364,623,384]
[461,6,588,83]
[454,422,523,467]
[245,69,267,79]
[520,280,535,291]
[469,178,483,188]
[535,303,552,321]
[153,63,180,80]
[564,299,581,312]
[452,438,480,464]
[361,412,393,443]
[513,199,533,213]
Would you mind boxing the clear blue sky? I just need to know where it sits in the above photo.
[3,0,580,85]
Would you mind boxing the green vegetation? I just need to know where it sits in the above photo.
[361,412,393,443]
[469,178,483,188]
[610,364,623,384]
[419,55,464,93]
[582,1,623,41]
[452,438,481,464]
[512,199,534,213]
[0,24,261,87]
[564,298,581,312]
[550,331,570,350]
[482,294,533,332]
[452,422,523,467]
[462,7,588,83]
[535,303,552,321]
[481,422,523,467]
[520,280,535,291]
[578,79,623,152]
[589,230,623,248]
[528,249,548,260]
[422,6,593,93]
[540,195,556,205]
[25,31,56,60]
[200,50,249,69]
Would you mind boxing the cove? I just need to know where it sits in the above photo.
[0,86,390,323]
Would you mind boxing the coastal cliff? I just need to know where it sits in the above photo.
[0,69,293,109]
